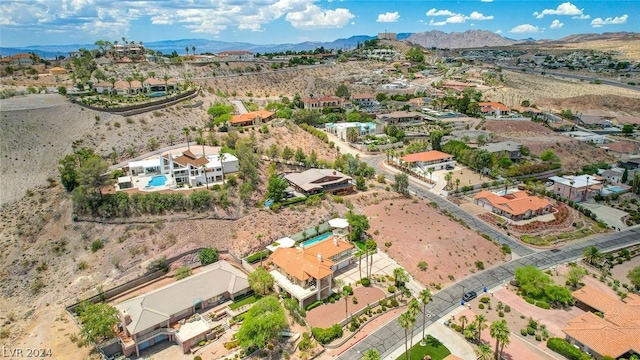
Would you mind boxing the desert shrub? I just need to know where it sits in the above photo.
[478,303,485,310]
[224,340,239,350]
[475,261,485,270]
[343,285,353,295]
[311,324,343,344]
[520,328,528,336]
[90,240,104,253]
[504,305,511,313]
[194,356,202,360]
[535,301,550,310]
[389,298,399,307]
[535,334,542,341]
[498,311,505,317]
[361,277,371,286]
[525,297,535,304]
[388,286,396,293]
[175,266,192,280]
[527,327,536,335]
[547,338,591,360]
[199,248,219,265]
[480,297,491,303]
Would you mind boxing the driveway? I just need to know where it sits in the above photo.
[229,99,248,114]
[580,202,628,229]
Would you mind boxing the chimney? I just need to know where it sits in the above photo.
[333,237,338,247]
[317,252,322,262]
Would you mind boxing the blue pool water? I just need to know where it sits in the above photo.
[147,91,167,98]
[264,199,274,207]
[148,175,168,187]
[607,186,625,193]
[301,232,332,247]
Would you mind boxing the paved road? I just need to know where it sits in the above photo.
[337,161,640,360]
[338,227,640,360]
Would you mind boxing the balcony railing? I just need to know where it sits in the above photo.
[136,327,176,344]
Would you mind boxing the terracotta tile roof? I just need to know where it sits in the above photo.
[478,102,509,111]
[401,150,453,163]
[352,93,375,100]
[474,190,552,217]
[270,237,354,282]
[230,110,275,124]
[564,286,640,358]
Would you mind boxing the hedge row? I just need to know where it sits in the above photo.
[299,123,329,143]
[305,300,324,311]
[546,338,591,360]
[312,324,343,344]
[245,250,271,264]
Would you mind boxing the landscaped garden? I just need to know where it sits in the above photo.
[395,335,451,360]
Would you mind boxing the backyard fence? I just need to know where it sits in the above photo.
[69,88,198,116]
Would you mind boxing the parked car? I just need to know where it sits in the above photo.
[462,291,477,302]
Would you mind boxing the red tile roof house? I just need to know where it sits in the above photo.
[563,286,640,360]
[269,236,355,308]
[114,261,251,357]
[351,93,376,107]
[473,190,552,221]
[230,110,275,127]
[478,102,510,117]
[602,141,640,160]
[114,80,143,96]
[142,77,179,92]
[284,168,353,195]
[300,96,347,111]
[400,150,456,172]
[217,50,254,61]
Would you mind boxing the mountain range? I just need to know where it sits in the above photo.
[1,31,637,59]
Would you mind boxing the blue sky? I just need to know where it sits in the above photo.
[0,0,636,47]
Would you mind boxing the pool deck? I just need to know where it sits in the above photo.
[299,233,332,248]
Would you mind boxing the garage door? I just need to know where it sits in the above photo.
[153,334,168,345]
[138,340,151,351]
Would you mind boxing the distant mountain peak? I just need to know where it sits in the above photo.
[406,29,515,49]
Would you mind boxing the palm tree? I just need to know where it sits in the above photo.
[408,298,420,355]
[219,151,227,182]
[418,289,432,345]
[459,314,468,334]
[464,322,478,340]
[125,76,133,95]
[474,314,488,342]
[366,239,377,278]
[445,172,453,190]
[455,178,461,191]
[398,311,415,360]
[201,164,209,189]
[343,287,350,322]
[489,319,510,360]
[428,167,434,183]
[182,127,191,150]
[185,46,189,56]
[168,134,175,146]
[475,344,493,360]
[192,44,196,55]
[362,349,380,360]
[197,128,205,157]
[583,246,602,266]
[584,176,590,201]
[569,180,575,201]
[163,74,170,92]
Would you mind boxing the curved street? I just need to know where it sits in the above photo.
[337,157,640,360]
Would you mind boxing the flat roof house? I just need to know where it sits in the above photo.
[400,150,456,172]
[125,150,239,188]
[563,286,640,360]
[473,190,552,221]
[217,50,254,61]
[324,122,382,142]
[351,93,376,107]
[114,260,250,357]
[284,168,353,195]
[549,175,601,202]
[376,111,425,126]
[269,236,355,308]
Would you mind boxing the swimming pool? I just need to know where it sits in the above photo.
[300,232,332,248]
[607,186,625,193]
[147,91,167,98]
[148,175,168,187]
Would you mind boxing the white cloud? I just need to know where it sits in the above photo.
[591,14,628,27]
[468,11,494,20]
[509,24,541,33]
[572,14,591,19]
[534,2,584,18]
[496,29,502,34]
[426,8,493,25]
[285,4,354,30]
[550,19,564,29]
[426,8,457,17]
[0,0,355,37]
[377,11,399,23]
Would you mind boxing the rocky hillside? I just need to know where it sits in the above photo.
[406,29,516,49]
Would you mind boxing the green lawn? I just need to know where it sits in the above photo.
[228,295,261,310]
[396,335,451,360]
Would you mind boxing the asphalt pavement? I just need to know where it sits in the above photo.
[337,160,640,360]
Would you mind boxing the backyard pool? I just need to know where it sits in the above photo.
[300,232,332,248]
[147,91,167,98]
[147,175,168,187]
